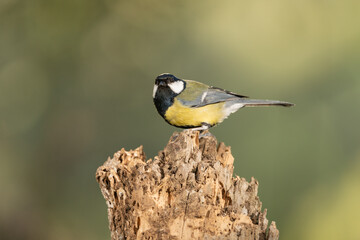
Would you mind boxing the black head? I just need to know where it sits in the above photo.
[155,73,179,86]
[153,73,186,117]
[153,73,186,98]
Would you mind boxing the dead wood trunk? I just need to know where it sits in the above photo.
[96,130,279,240]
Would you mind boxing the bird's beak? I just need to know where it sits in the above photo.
[158,81,167,87]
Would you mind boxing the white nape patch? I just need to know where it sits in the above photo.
[201,91,207,102]
[168,81,184,94]
[152,84,158,98]
[223,103,244,119]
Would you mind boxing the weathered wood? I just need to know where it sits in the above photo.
[96,130,279,240]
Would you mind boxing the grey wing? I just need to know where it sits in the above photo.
[188,86,247,108]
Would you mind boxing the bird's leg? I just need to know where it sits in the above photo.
[190,126,208,131]
[190,123,215,138]
[190,123,210,131]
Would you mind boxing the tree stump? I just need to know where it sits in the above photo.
[96,130,279,240]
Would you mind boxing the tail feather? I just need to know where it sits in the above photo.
[238,99,294,107]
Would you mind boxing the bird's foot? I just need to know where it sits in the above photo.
[198,129,214,138]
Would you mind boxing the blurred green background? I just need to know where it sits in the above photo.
[1,0,360,239]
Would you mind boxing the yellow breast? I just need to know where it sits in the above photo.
[164,99,225,127]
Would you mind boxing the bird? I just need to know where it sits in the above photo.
[153,73,294,131]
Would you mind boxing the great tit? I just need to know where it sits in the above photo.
[153,73,294,130]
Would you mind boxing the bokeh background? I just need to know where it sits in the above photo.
[1,0,360,239]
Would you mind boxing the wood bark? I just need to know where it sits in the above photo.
[96,130,279,240]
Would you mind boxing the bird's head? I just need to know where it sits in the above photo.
[153,73,185,98]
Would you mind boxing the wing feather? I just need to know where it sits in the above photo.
[177,80,247,108]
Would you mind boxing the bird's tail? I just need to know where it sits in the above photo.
[238,99,294,107]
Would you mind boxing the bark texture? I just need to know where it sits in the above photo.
[96,130,279,240]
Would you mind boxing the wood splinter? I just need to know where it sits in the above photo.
[96,130,279,240]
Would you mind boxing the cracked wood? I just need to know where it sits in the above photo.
[96,130,279,240]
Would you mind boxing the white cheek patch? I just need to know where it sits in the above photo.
[168,81,184,94]
[153,84,158,98]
